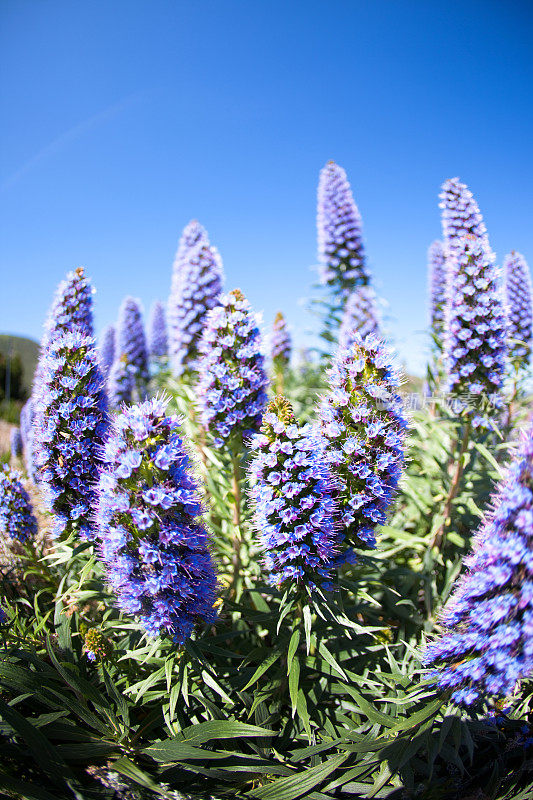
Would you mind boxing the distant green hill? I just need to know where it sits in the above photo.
[0,334,39,396]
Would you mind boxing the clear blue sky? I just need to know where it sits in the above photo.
[1,0,532,374]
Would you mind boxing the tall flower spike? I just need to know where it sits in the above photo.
[197,289,269,449]
[173,219,210,281]
[0,465,37,543]
[96,395,218,644]
[504,251,532,365]
[318,333,406,551]
[424,419,533,707]
[428,240,447,340]
[444,236,507,422]
[148,301,168,358]
[19,399,36,482]
[439,177,488,260]
[115,297,149,393]
[271,312,292,368]
[339,286,380,352]
[249,396,340,588]
[168,244,224,375]
[10,428,22,458]
[99,324,116,381]
[33,268,95,472]
[108,355,134,407]
[317,160,369,292]
[34,331,108,540]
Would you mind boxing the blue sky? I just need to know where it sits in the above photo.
[1,0,532,374]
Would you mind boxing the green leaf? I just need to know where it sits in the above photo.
[242,649,282,690]
[247,753,349,799]
[173,720,276,745]
[289,656,300,717]
[287,630,300,675]
[302,604,312,654]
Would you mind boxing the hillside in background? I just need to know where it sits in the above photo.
[0,334,39,396]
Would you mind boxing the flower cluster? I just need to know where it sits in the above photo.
[115,297,149,391]
[33,268,95,473]
[197,289,269,449]
[95,396,218,643]
[42,266,94,345]
[504,251,532,365]
[0,465,37,543]
[83,627,113,662]
[34,332,108,540]
[99,324,116,381]
[249,396,340,587]
[148,301,168,358]
[318,333,406,551]
[428,240,447,339]
[168,244,224,375]
[339,286,380,351]
[444,236,507,421]
[19,399,36,482]
[10,428,22,458]
[107,355,134,407]
[271,311,291,368]
[439,177,488,259]
[424,420,533,706]
[173,219,210,277]
[317,160,369,292]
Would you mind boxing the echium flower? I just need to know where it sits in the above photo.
[108,355,134,407]
[249,396,340,588]
[95,395,218,643]
[168,244,224,375]
[504,251,532,364]
[173,219,210,281]
[19,399,36,482]
[148,301,168,358]
[317,160,369,292]
[99,324,116,380]
[424,419,533,707]
[339,286,380,352]
[41,266,94,345]
[0,465,37,543]
[116,297,149,382]
[428,240,447,340]
[197,289,269,449]
[33,268,95,460]
[34,331,108,539]
[444,236,507,420]
[318,333,406,551]
[10,428,22,458]
[271,312,291,369]
[439,177,488,259]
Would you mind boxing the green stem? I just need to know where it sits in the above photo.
[431,417,472,551]
[231,450,242,591]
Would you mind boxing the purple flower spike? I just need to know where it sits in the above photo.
[317,161,369,293]
[197,289,269,449]
[318,333,406,551]
[504,251,532,365]
[10,428,22,458]
[424,419,533,707]
[444,236,507,418]
[19,399,36,482]
[108,355,134,407]
[249,396,340,589]
[428,240,447,340]
[439,177,489,260]
[114,297,149,399]
[34,331,108,540]
[339,286,380,351]
[173,219,210,277]
[33,268,95,476]
[148,301,168,358]
[168,243,224,375]
[95,395,218,644]
[271,312,291,368]
[0,465,37,543]
[99,324,116,381]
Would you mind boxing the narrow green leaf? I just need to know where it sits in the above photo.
[287,630,300,675]
[289,656,300,717]
[242,650,282,690]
